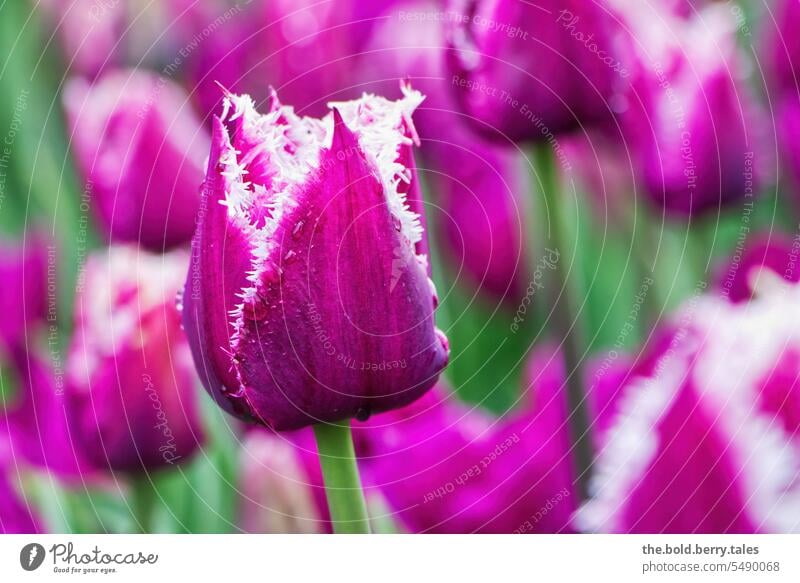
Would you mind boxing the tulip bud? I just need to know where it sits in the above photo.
[579,282,800,533]
[627,7,764,217]
[66,246,203,473]
[239,429,327,533]
[63,69,208,251]
[183,86,449,431]
[0,462,41,533]
[0,234,48,351]
[716,232,800,303]
[446,0,632,142]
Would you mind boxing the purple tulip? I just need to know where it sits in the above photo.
[182,87,449,431]
[765,0,800,96]
[580,284,800,533]
[0,460,41,533]
[239,429,328,533]
[351,345,633,533]
[358,0,531,304]
[66,246,203,473]
[716,232,800,303]
[446,0,632,142]
[63,69,208,251]
[1,345,92,480]
[0,234,48,351]
[626,7,764,217]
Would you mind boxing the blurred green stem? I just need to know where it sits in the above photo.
[313,422,370,534]
[533,144,593,502]
[131,476,158,533]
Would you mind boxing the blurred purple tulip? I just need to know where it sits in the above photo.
[183,0,393,119]
[580,283,800,533]
[183,87,448,431]
[239,429,327,533]
[624,6,764,217]
[0,234,48,351]
[40,0,124,78]
[64,69,208,251]
[350,346,632,533]
[66,247,203,473]
[1,345,92,480]
[359,0,531,304]
[766,0,800,96]
[446,0,632,143]
[716,232,800,303]
[0,461,41,533]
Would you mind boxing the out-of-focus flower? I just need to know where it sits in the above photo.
[183,0,392,119]
[63,69,208,251]
[0,454,41,534]
[352,347,632,533]
[0,234,48,351]
[765,0,800,96]
[716,232,800,303]
[1,345,91,480]
[66,247,202,473]
[623,6,764,217]
[182,87,448,431]
[359,0,531,304]
[446,0,633,143]
[40,0,125,78]
[579,280,800,533]
[239,429,327,533]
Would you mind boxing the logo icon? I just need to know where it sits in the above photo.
[20,543,45,571]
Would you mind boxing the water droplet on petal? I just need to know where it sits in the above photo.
[355,406,371,422]
[284,250,297,264]
[292,220,305,239]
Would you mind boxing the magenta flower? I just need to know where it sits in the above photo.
[0,234,48,351]
[625,7,764,217]
[0,459,41,533]
[183,87,448,431]
[239,428,329,533]
[64,69,209,251]
[715,232,800,303]
[349,345,633,533]
[579,283,800,533]
[446,0,632,142]
[66,247,203,473]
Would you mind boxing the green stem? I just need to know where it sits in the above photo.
[532,144,594,502]
[131,476,158,533]
[313,421,370,534]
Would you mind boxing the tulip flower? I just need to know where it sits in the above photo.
[352,346,633,533]
[579,280,800,533]
[446,0,632,143]
[182,0,389,119]
[716,232,800,303]
[0,461,41,534]
[0,234,48,351]
[66,246,203,473]
[183,86,448,532]
[63,69,208,251]
[625,6,764,217]
[358,0,531,305]
[239,429,328,533]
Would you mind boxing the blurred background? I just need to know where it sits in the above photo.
[2,0,800,533]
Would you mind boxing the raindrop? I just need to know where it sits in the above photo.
[292,220,305,239]
[355,406,371,422]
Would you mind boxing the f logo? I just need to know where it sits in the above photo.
[19,543,45,571]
